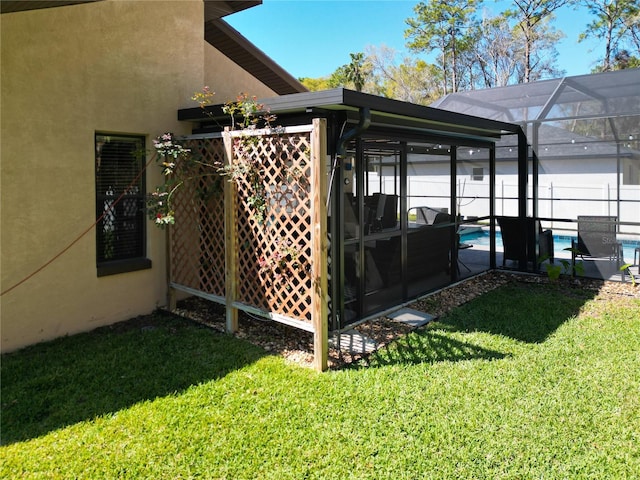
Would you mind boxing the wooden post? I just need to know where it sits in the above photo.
[167,287,177,312]
[311,119,329,371]
[223,129,238,333]
[166,227,177,311]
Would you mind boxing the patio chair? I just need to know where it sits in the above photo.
[365,193,398,232]
[497,216,554,270]
[571,216,622,269]
[407,206,449,228]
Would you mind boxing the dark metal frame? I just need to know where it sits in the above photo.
[178,88,529,330]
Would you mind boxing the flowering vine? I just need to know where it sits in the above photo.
[149,87,307,283]
[217,93,279,225]
[146,132,193,226]
[146,90,278,227]
[222,93,276,130]
[191,85,215,109]
[258,237,304,284]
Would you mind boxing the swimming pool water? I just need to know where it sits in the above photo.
[460,230,640,257]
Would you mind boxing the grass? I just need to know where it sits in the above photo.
[2,281,639,479]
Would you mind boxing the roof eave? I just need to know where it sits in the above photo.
[1,0,260,15]
[0,0,101,14]
[178,88,521,141]
[205,18,307,95]
[204,0,260,21]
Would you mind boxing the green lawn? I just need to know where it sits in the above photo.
[2,281,639,479]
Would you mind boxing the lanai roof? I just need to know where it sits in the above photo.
[179,88,523,144]
[431,69,640,125]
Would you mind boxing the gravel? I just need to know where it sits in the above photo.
[172,271,639,370]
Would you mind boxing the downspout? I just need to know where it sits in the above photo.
[336,107,371,157]
[334,107,371,335]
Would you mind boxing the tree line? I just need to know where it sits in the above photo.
[300,0,640,104]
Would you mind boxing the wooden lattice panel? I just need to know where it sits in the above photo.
[168,122,328,369]
[233,132,314,324]
[170,138,226,298]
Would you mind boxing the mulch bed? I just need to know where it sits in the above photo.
[171,271,639,370]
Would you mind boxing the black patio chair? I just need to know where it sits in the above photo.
[408,206,448,227]
[571,216,622,269]
[367,193,398,231]
[497,216,554,270]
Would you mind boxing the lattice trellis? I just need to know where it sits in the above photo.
[169,121,328,369]
[170,138,226,298]
[169,126,320,328]
[232,131,314,323]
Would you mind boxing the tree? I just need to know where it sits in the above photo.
[504,0,571,82]
[327,52,373,92]
[612,49,640,68]
[472,15,522,88]
[327,65,350,89]
[366,45,441,104]
[298,77,331,92]
[624,4,640,52]
[344,52,371,92]
[512,15,566,81]
[578,0,640,71]
[405,0,479,94]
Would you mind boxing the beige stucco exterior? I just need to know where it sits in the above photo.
[1,0,276,352]
[204,42,276,101]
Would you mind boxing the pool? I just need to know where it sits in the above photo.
[460,229,640,259]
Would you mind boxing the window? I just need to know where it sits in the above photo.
[472,167,484,181]
[95,134,151,276]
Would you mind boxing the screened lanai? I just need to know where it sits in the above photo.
[177,89,527,369]
[175,73,638,370]
[432,69,640,281]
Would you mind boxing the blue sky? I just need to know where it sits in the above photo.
[225,0,602,80]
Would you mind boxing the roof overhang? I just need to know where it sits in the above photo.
[179,88,521,143]
[204,0,260,21]
[0,0,101,13]
[1,0,258,15]
[204,18,307,95]
[2,0,305,96]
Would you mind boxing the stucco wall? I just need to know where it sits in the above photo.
[1,0,210,351]
[203,42,276,102]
